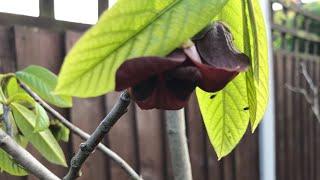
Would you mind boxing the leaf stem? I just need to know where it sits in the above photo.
[19,82,142,180]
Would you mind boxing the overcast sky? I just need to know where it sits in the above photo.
[0,0,116,24]
[0,0,317,24]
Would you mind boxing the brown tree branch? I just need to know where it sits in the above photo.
[63,91,131,180]
[19,82,142,180]
[0,129,60,180]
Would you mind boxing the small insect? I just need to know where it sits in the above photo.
[210,94,216,99]
[243,107,250,111]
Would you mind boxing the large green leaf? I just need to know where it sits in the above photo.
[197,74,249,159]
[243,0,269,132]
[55,0,229,97]
[0,149,28,176]
[10,103,67,166]
[196,0,269,158]
[16,66,72,108]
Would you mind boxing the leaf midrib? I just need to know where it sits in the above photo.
[65,0,184,84]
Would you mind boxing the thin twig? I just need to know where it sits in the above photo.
[285,84,312,104]
[0,129,60,180]
[300,63,317,93]
[285,62,320,122]
[64,91,131,180]
[19,82,142,180]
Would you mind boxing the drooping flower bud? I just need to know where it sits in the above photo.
[115,22,250,110]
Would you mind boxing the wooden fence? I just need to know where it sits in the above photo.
[271,0,320,180]
[0,1,260,180]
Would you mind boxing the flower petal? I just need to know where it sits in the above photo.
[115,50,186,91]
[188,58,240,92]
[165,66,201,100]
[194,22,250,71]
[132,65,200,110]
[184,22,250,92]
[131,75,187,110]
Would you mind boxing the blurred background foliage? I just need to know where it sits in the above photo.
[272,1,320,53]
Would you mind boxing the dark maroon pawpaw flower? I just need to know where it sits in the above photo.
[115,22,250,110]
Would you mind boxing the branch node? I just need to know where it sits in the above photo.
[79,143,94,155]
[120,90,131,102]
[70,158,81,168]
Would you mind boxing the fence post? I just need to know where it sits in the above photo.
[39,0,54,18]
[98,0,109,16]
[259,1,276,180]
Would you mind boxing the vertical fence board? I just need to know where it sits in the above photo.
[307,60,315,180]
[316,61,320,180]
[65,31,109,180]
[284,54,294,180]
[15,26,63,74]
[0,26,16,73]
[0,25,26,180]
[275,52,286,180]
[292,57,302,180]
[312,60,318,180]
[206,139,222,180]
[282,55,289,180]
[222,154,235,180]
[186,94,207,180]
[106,92,138,180]
[300,59,308,180]
[136,108,165,180]
[298,53,305,180]
[312,60,317,180]
[14,26,70,179]
[235,131,260,180]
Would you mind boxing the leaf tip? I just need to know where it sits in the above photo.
[217,152,226,161]
[62,161,68,168]
[251,123,259,133]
